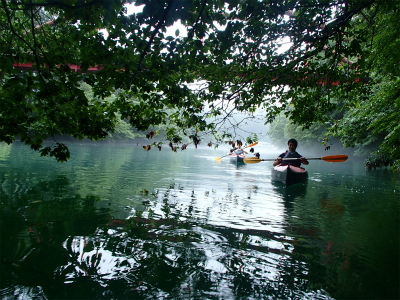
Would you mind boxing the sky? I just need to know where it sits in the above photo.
[124,3,188,38]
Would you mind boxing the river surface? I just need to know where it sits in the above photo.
[0,142,399,300]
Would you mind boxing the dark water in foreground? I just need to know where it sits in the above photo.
[0,142,399,300]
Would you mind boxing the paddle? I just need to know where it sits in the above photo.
[215,142,259,161]
[243,155,348,164]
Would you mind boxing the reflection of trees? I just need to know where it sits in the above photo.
[0,143,12,161]
[2,157,397,299]
[0,171,330,299]
[0,176,343,299]
[37,184,336,300]
[1,143,199,208]
[272,182,348,297]
[57,224,208,299]
[274,176,399,300]
[0,173,112,298]
[271,181,308,214]
[52,217,317,299]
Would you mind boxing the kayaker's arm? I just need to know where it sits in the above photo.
[301,157,309,165]
[273,157,282,166]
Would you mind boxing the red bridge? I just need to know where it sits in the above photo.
[12,62,367,87]
[12,62,105,73]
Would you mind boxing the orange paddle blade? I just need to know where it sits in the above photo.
[247,142,258,148]
[320,155,348,162]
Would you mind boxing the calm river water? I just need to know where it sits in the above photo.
[0,142,399,300]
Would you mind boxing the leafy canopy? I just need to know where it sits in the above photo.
[329,0,400,170]
[0,0,392,161]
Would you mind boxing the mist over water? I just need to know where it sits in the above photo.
[0,142,398,299]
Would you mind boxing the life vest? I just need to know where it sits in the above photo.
[283,151,300,159]
[235,149,244,155]
[281,151,301,167]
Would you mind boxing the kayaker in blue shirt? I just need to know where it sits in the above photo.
[273,139,309,167]
[228,145,248,156]
[235,147,248,155]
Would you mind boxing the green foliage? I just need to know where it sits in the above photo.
[365,153,393,170]
[269,0,400,171]
[246,134,258,145]
[0,0,398,166]
[333,77,400,168]
[328,0,400,171]
[108,117,141,140]
[40,142,71,162]
[269,112,328,150]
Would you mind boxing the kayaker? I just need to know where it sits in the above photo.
[235,146,248,155]
[273,139,309,167]
[228,145,248,156]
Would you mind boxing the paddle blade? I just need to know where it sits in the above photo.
[321,155,348,162]
[215,157,222,161]
[243,157,262,164]
[247,142,258,148]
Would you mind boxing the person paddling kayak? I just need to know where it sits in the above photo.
[234,147,248,155]
[273,139,309,167]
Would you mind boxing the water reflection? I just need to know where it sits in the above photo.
[50,215,325,299]
[228,159,246,169]
[1,177,329,299]
[272,180,308,201]
[0,143,398,299]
